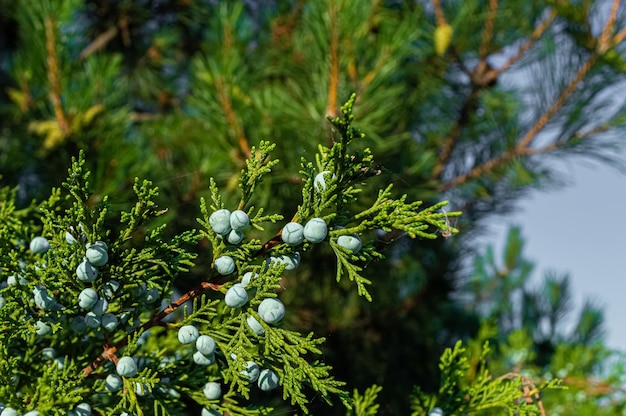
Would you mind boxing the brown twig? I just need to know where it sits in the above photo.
[433,1,511,179]
[119,15,131,47]
[433,60,500,179]
[215,76,251,161]
[613,25,626,46]
[440,52,598,191]
[82,279,223,377]
[45,16,69,136]
[515,54,597,150]
[497,9,556,74]
[79,25,118,60]
[598,0,621,53]
[432,88,481,178]
[352,2,388,90]
[82,220,293,377]
[431,0,448,27]
[130,112,160,122]
[522,121,613,156]
[360,46,391,90]
[479,0,499,60]
[563,375,621,395]
[326,1,340,119]
[499,372,547,416]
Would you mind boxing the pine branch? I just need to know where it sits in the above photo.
[410,341,562,415]
[440,53,599,191]
[215,74,251,161]
[598,0,621,53]
[497,10,556,74]
[434,7,556,180]
[613,24,626,45]
[325,0,340,119]
[44,15,69,137]
[431,0,447,27]
[478,0,499,60]
[79,25,119,60]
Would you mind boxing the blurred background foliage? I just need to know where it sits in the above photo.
[2,0,626,414]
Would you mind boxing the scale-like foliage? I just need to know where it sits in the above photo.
[0,99,466,414]
[411,341,562,416]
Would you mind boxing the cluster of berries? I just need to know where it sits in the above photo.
[0,407,40,416]
[75,240,108,282]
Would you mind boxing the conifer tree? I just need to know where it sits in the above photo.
[460,226,626,416]
[1,0,626,414]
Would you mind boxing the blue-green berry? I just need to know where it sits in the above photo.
[165,387,180,398]
[241,271,259,288]
[65,225,86,245]
[258,298,285,324]
[203,382,222,400]
[337,234,362,253]
[201,409,222,416]
[313,170,333,192]
[131,284,145,297]
[78,288,98,310]
[258,369,279,391]
[7,274,27,285]
[70,316,87,332]
[193,351,215,365]
[1,408,17,416]
[304,218,327,243]
[42,347,56,359]
[23,412,40,416]
[84,312,101,328]
[91,298,108,316]
[178,325,199,344]
[76,260,98,282]
[0,295,5,309]
[30,236,50,254]
[225,283,248,308]
[281,222,304,246]
[429,408,444,416]
[226,229,244,245]
[209,209,232,235]
[241,361,260,382]
[101,313,118,331]
[34,320,51,336]
[54,357,66,369]
[74,402,91,416]
[103,280,120,299]
[214,256,235,275]
[230,210,250,231]
[106,374,123,392]
[86,245,108,267]
[196,335,216,356]
[269,252,300,271]
[33,286,56,310]
[246,316,265,335]
[91,240,108,251]
[65,231,77,244]
[135,331,152,348]
[135,382,148,396]
[116,356,137,377]
[144,287,159,303]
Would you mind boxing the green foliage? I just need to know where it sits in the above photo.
[2,0,626,414]
[411,340,562,416]
[463,227,626,415]
[348,385,382,416]
[0,99,465,414]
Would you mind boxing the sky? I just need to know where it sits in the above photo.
[477,154,626,351]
